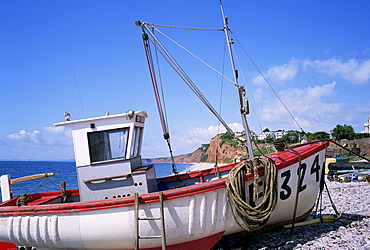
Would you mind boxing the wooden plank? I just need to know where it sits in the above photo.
[0,173,54,187]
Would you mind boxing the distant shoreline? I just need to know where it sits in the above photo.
[179,162,226,173]
[0,159,75,162]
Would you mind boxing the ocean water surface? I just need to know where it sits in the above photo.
[0,161,191,199]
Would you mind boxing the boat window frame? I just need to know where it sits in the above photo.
[130,126,143,158]
[87,127,130,164]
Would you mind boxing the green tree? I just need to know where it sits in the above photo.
[308,131,330,140]
[354,133,370,139]
[220,132,233,142]
[219,132,239,148]
[282,132,300,144]
[263,128,270,132]
[265,135,273,143]
[331,124,355,140]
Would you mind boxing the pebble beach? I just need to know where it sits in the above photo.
[214,180,370,249]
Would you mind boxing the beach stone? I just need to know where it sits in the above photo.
[213,180,370,249]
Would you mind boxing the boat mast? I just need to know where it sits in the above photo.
[220,1,254,158]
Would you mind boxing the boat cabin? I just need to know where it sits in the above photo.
[54,110,157,202]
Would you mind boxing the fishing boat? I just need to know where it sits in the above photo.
[0,3,329,250]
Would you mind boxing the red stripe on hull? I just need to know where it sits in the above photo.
[0,241,17,250]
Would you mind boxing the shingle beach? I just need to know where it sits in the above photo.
[214,180,370,249]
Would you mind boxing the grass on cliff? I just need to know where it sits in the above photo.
[219,132,240,148]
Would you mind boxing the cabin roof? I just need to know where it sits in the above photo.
[54,111,148,127]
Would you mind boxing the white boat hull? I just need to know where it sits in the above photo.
[0,143,328,249]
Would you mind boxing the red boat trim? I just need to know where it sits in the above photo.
[158,141,328,183]
[0,142,328,216]
[0,241,17,250]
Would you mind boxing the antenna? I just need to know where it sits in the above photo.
[72,69,85,118]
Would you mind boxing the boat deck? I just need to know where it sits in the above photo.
[0,189,80,207]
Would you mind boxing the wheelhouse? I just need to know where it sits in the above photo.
[54,111,157,202]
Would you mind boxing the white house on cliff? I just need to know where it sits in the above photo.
[365,117,370,134]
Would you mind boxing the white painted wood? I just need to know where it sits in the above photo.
[0,174,12,202]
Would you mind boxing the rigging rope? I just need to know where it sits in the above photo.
[214,39,228,179]
[146,36,235,136]
[150,28,179,175]
[152,27,170,135]
[229,30,306,134]
[147,22,224,31]
[152,26,238,87]
[143,34,168,136]
[230,40,271,156]
[138,21,245,140]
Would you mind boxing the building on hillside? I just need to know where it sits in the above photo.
[364,117,370,134]
[250,130,287,141]
[274,131,286,139]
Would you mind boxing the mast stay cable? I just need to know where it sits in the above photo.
[230,30,306,133]
[214,39,228,179]
[152,26,237,87]
[144,23,223,32]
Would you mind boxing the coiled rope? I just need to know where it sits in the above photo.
[225,156,278,231]
[226,142,306,248]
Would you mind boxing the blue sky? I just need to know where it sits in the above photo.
[1,0,369,161]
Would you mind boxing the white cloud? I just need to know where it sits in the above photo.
[303,58,370,84]
[252,58,299,85]
[7,126,72,146]
[255,82,343,132]
[1,127,73,160]
[141,123,244,158]
[169,123,243,155]
[252,57,370,86]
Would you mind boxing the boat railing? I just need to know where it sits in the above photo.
[0,173,54,202]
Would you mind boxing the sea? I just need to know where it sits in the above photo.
[0,161,191,199]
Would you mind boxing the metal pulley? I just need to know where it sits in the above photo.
[239,85,249,115]
[163,133,170,140]
[142,32,149,41]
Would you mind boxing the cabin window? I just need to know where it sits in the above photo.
[88,128,129,163]
[131,127,143,158]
